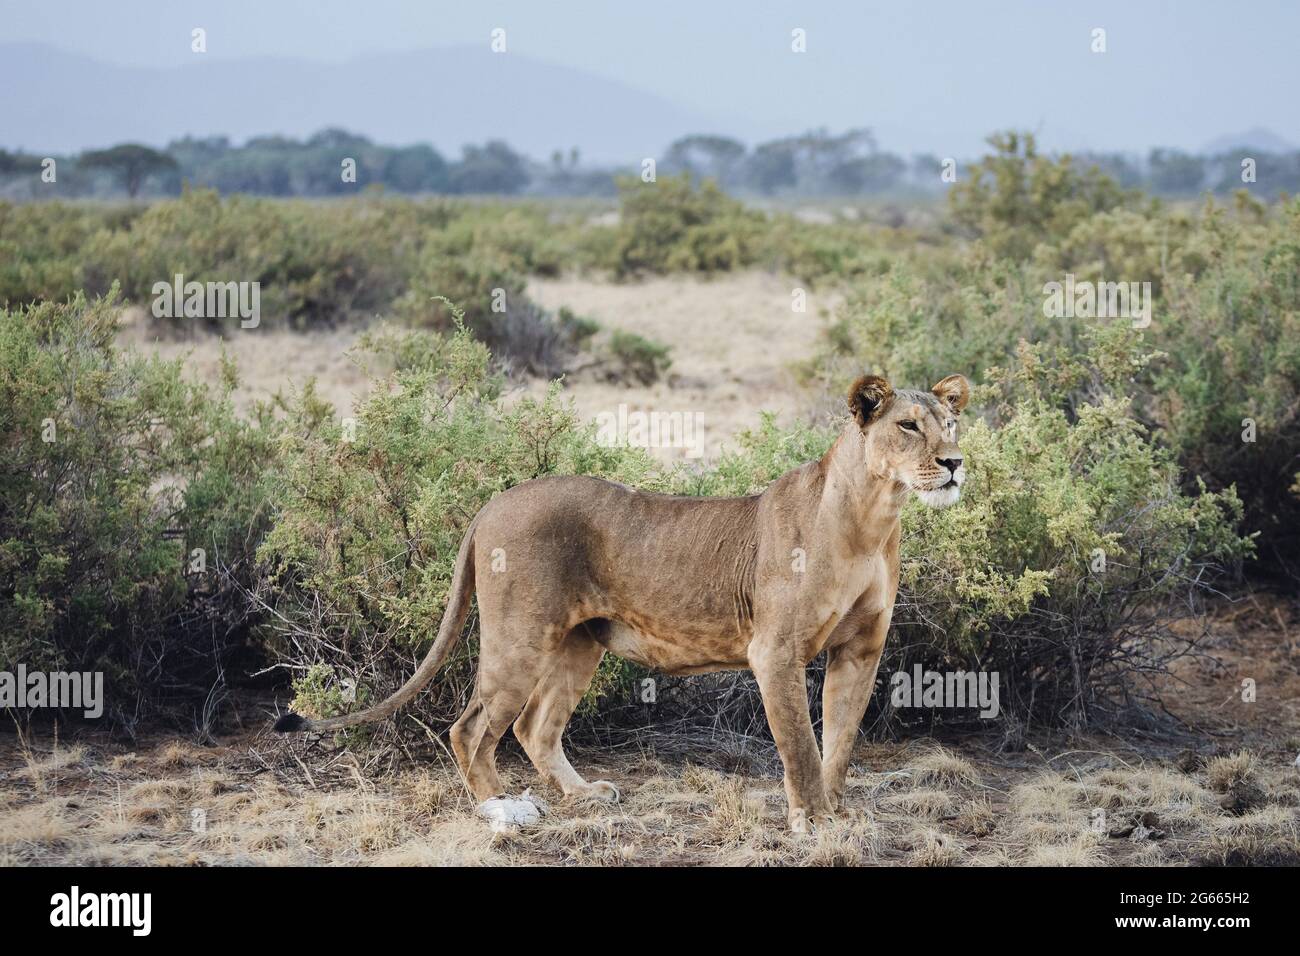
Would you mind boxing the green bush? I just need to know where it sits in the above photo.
[0,201,131,309]
[606,330,672,385]
[888,328,1248,727]
[950,131,1134,261]
[760,215,900,288]
[824,160,1299,574]
[1150,202,1300,568]
[0,190,595,379]
[79,188,431,329]
[612,174,767,276]
[0,291,278,729]
[396,254,586,378]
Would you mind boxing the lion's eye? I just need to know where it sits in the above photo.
[899,420,919,433]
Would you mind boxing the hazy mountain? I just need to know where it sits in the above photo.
[1201,128,1295,154]
[0,42,740,162]
[4,43,1296,166]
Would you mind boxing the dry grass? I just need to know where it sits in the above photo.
[905,746,981,789]
[4,652,1299,870]
[14,741,86,792]
[954,796,998,838]
[882,787,958,819]
[909,828,965,866]
[2,737,1296,866]
[708,776,769,844]
[1201,805,1300,865]
[1023,832,1108,867]
[1205,751,1257,792]
[2,732,1288,868]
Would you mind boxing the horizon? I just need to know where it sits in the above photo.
[2,0,1297,159]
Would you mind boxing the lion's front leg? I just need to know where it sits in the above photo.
[748,638,833,832]
[821,606,892,810]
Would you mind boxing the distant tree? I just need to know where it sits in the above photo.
[208,153,293,195]
[828,152,906,194]
[747,140,798,194]
[383,144,448,193]
[1148,148,1206,195]
[0,150,29,174]
[448,140,530,194]
[663,134,747,186]
[1074,152,1145,190]
[1259,152,1300,195]
[908,152,943,189]
[795,128,876,185]
[307,128,373,151]
[244,135,299,151]
[745,128,876,193]
[79,144,178,197]
[166,135,231,158]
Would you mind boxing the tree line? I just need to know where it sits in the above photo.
[3,126,1298,199]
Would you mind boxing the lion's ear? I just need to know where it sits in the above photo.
[848,375,893,427]
[931,374,970,414]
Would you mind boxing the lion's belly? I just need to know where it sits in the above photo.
[598,620,750,675]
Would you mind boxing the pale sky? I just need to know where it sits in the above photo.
[3,0,1296,155]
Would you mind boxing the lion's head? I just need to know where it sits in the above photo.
[847,373,970,508]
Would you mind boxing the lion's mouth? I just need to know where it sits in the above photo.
[940,478,959,490]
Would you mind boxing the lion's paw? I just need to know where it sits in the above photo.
[788,808,835,834]
[573,779,621,804]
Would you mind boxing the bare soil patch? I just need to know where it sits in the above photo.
[525,272,835,462]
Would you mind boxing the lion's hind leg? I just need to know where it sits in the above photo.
[450,618,565,802]
[513,627,620,803]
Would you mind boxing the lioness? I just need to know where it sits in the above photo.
[276,373,969,830]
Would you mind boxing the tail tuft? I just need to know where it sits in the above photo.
[274,712,310,733]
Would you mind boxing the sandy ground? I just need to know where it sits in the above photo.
[3,595,1297,867]
[526,272,835,462]
[116,308,372,418]
[116,271,834,463]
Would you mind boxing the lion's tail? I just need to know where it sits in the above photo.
[273,517,478,735]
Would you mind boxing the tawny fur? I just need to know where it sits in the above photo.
[277,374,970,831]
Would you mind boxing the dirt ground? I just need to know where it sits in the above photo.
[115,310,373,419]
[526,272,835,461]
[3,594,1297,867]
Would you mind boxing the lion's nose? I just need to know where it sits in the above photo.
[936,457,962,472]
